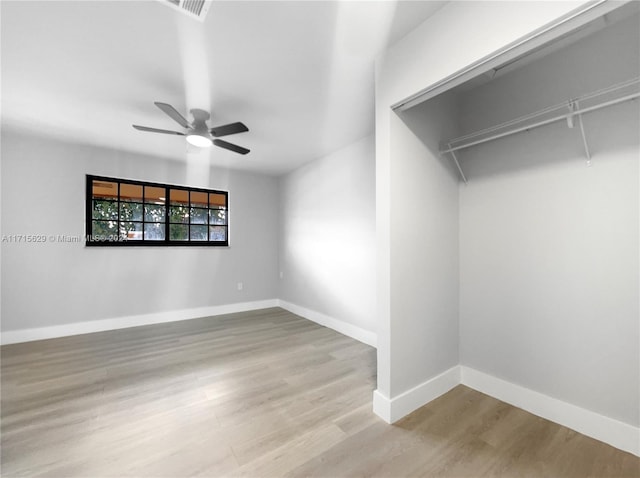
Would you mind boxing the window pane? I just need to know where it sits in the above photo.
[144,186,165,204]
[169,205,189,223]
[92,220,118,240]
[209,193,226,208]
[144,204,165,222]
[144,223,165,241]
[169,189,189,206]
[190,207,208,224]
[120,202,143,221]
[92,180,118,200]
[87,176,228,247]
[190,225,208,241]
[120,183,143,202]
[92,200,118,220]
[169,224,188,241]
[120,222,143,241]
[191,191,208,208]
[209,226,227,242]
[209,209,226,225]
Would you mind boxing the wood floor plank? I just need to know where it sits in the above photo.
[2,307,638,477]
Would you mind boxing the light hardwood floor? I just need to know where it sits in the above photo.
[1,307,638,477]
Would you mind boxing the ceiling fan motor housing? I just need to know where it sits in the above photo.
[190,108,210,123]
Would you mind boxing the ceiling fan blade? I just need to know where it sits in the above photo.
[213,139,250,155]
[210,122,249,137]
[133,125,185,135]
[154,102,192,129]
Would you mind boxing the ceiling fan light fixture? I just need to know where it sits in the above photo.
[186,132,212,147]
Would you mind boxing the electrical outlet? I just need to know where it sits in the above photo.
[237,282,243,291]
[279,271,283,279]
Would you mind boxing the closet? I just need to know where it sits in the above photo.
[401,2,639,430]
[437,4,640,182]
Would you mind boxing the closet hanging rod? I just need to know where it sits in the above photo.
[440,91,639,154]
[450,77,639,144]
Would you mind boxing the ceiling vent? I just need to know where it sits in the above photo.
[159,0,211,22]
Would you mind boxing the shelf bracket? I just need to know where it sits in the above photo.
[575,100,592,166]
[567,100,592,165]
[567,101,576,128]
[448,145,468,184]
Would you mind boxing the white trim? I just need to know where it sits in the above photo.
[277,299,377,348]
[372,365,638,457]
[0,299,377,347]
[392,0,617,111]
[0,299,279,345]
[372,389,392,423]
[372,366,461,424]
[461,366,640,457]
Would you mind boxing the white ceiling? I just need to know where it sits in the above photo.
[1,0,447,175]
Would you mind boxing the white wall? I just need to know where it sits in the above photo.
[389,93,460,396]
[1,130,279,333]
[278,135,376,344]
[458,14,640,427]
[374,0,598,412]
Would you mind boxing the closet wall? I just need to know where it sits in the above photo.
[457,14,639,426]
[389,92,460,396]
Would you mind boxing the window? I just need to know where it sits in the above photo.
[86,175,228,246]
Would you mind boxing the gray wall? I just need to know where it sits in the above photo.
[1,130,279,331]
[388,92,460,396]
[278,135,376,335]
[458,14,639,426]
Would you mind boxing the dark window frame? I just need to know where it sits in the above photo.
[86,175,229,247]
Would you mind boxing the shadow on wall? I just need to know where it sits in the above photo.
[450,101,640,181]
[396,91,461,183]
[454,101,640,181]
[397,86,639,183]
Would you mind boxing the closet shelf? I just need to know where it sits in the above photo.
[441,77,640,183]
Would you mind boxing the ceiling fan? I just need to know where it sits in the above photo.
[133,102,250,155]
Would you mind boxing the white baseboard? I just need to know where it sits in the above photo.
[371,365,638,457]
[372,389,393,423]
[1,299,377,347]
[461,366,640,457]
[276,299,377,347]
[373,366,461,424]
[1,299,279,345]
